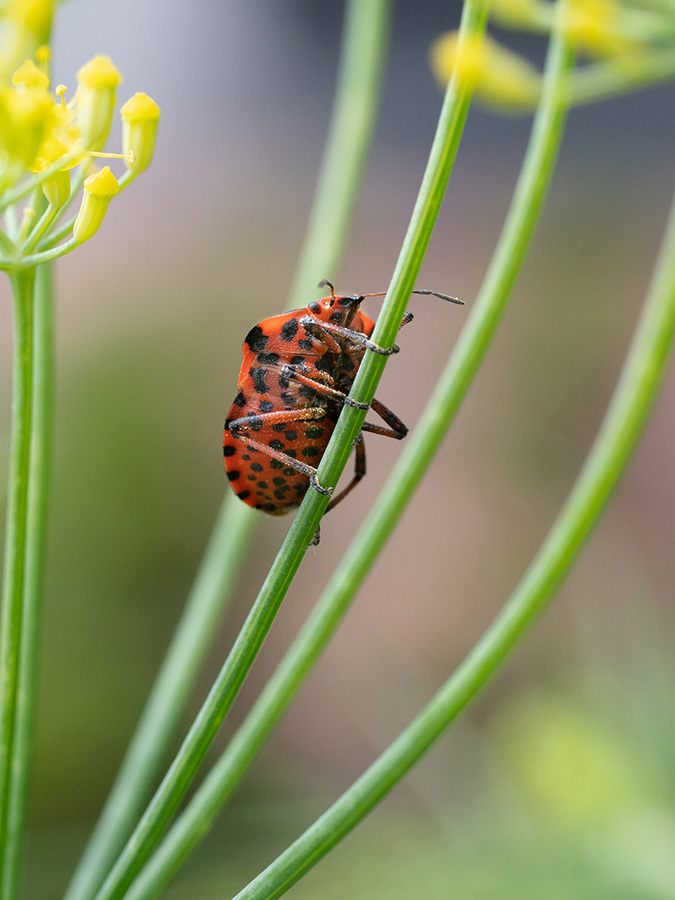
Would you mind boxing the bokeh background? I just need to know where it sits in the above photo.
[1,1,674,897]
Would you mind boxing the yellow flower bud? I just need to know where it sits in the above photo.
[563,0,631,57]
[72,166,119,242]
[11,58,50,89]
[76,55,123,151]
[7,0,55,34]
[430,31,540,110]
[42,169,70,208]
[120,92,160,173]
[0,85,56,171]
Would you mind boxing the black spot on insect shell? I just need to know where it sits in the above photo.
[284,431,297,441]
[280,392,296,406]
[237,490,251,500]
[278,376,290,390]
[285,448,297,458]
[245,326,268,352]
[299,385,316,401]
[257,481,268,489]
[259,400,274,412]
[233,391,246,408]
[269,439,284,451]
[273,477,285,486]
[223,445,236,457]
[280,318,299,341]
[246,415,263,431]
[250,462,263,472]
[249,367,268,394]
[304,427,324,439]
[272,423,286,432]
[274,489,288,500]
[290,355,306,366]
[257,351,280,365]
[247,475,256,481]
[297,338,314,351]
[302,446,320,458]
[315,354,334,373]
[270,459,283,469]
[227,470,241,481]
[242,453,250,460]
[283,468,295,476]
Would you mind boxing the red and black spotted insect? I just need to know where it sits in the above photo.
[223,280,463,516]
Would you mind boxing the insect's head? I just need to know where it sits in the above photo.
[308,279,367,327]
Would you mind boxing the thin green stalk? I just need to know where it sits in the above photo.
[97,1,485,894]
[69,5,393,900]
[231,169,675,900]
[118,10,572,900]
[0,268,36,900]
[289,0,392,298]
[62,498,257,900]
[2,264,54,900]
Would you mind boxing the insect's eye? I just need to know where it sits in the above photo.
[308,301,321,314]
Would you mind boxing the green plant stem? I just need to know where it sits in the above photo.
[117,9,572,900]
[70,5,393,900]
[1,264,55,900]
[232,171,675,900]
[567,46,675,105]
[288,0,392,298]
[62,498,257,900]
[0,268,36,900]
[116,13,572,900]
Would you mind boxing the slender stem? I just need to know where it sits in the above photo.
[0,268,36,900]
[119,8,572,900]
[288,0,392,298]
[1,264,55,900]
[567,46,675,104]
[62,497,257,900]
[67,5,394,900]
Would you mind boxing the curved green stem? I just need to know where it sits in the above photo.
[118,7,573,900]
[0,268,36,900]
[67,4,393,900]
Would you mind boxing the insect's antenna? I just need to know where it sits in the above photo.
[412,290,464,305]
[317,279,336,301]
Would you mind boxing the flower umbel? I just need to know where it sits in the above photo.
[0,37,160,271]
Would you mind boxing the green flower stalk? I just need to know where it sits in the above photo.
[0,8,160,897]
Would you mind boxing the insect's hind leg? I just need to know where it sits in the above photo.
[325,434,366,512]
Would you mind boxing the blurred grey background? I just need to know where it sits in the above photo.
[1,2,674,897]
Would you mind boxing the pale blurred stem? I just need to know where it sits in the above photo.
[64,4,393,900]
[2,265,54,900]
[0,268,36,900]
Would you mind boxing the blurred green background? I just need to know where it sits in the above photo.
[1,1,674,898]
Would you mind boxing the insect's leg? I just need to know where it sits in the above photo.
[325,434,366,512]
[299,316,400,357]
[360,397,408,440]
[226,409,332,497]
[281,364,370,410]
[399,311,414,329]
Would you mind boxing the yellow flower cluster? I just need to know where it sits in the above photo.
[431,0,652,112]
[0,0,160,258]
